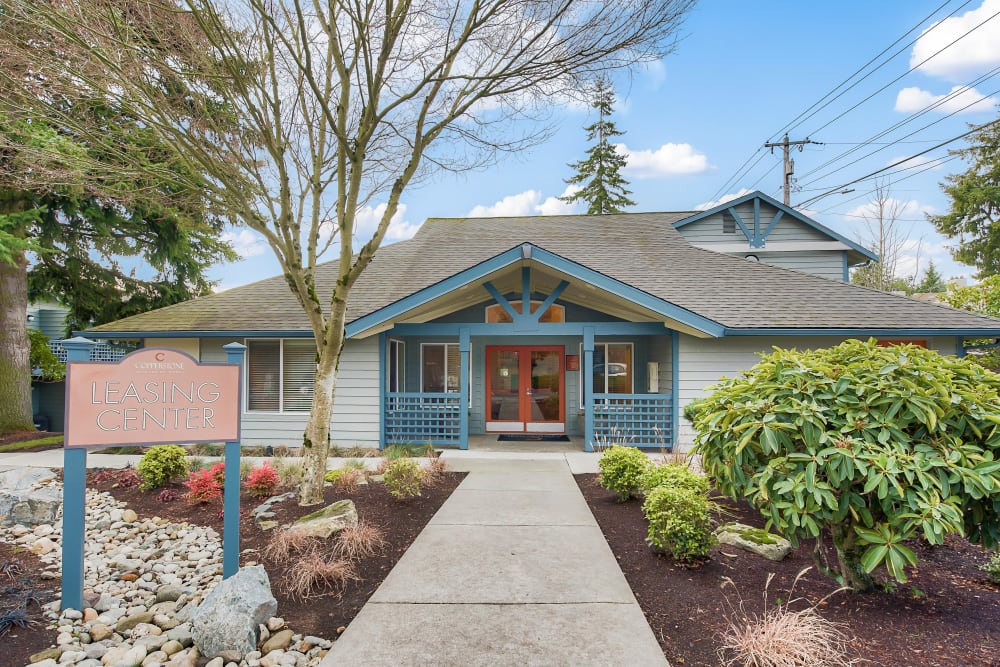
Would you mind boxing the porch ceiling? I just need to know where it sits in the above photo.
[377,261,713,338]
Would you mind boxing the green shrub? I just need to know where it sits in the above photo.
[383,459,422,499]
[640,462,710,495]
[28,329,65,381]
[643,485,715,563]
[981,552,1000,584]
[693,338,1000,592]
[681,397,708,424]
[137,445,189,491]
[598,445,651,502]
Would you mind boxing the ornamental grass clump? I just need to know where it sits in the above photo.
[598,444,651,501]
[717,569,855,667]
[137,445,188,491]
[693,338,1000,592]
[642,485,715,563]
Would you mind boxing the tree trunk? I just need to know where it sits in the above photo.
[0,247,33,434]
[831,522,875,593]
[297,342,342,505]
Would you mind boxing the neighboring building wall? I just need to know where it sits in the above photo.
[677,201,832,245]
[674,334,959,451]
[146,337,200,359]
[750,250,846,282]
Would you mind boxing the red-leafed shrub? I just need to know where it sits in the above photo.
[208,461,226,487]
[185,467,222,503]
[156,488,179,503]
[245,463,281,499]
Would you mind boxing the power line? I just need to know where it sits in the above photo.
[797,120,997,208]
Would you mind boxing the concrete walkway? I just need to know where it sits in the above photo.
[321,455,668,667]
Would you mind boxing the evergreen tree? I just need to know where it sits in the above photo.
[917,260,946,293]
[930,119,1000,277]
[561,78,635,214]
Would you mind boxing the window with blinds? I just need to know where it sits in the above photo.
[246,339,315,412]
[421,343,461,393]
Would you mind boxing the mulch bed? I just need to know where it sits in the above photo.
[2,467,464,667]
[0,542,61,664]
[576,473,1000,667]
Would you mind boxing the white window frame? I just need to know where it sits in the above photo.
[387,339,405,393]
[244,338,315,414]
[579,341,634,408]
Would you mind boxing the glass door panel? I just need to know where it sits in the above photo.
[487,348,523,431]
[486,346,564,434]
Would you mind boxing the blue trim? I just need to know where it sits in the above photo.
[534,280,570,322]
[483,281,519,321]
[671,329,679,450]
[842,253,849,283]
[390,322,670,336]
[346,246,525,337]
[673,191,878,262]
[522,266,531,312]
[724,328,1000,336]
[583,327,595,452]
[728,206,753,243]
[459,328,470,450]
[957,336,966,358]
[760,210,784,243]
[379,332,387,448]
[752,198,761,248]
[346,243,726,338]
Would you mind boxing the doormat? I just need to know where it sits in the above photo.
[497,434,571,442]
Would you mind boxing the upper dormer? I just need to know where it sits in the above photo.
[672,191,877,282]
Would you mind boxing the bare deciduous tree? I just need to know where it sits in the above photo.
[0,0,696,504]
[850,180,921,293]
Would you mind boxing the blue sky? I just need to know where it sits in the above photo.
[213,0,1000,290]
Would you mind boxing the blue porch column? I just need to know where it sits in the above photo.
[459,327,470,450]
[671,330,680,451]
[583,327,595,452]
[61,336,97,611]
[222,342,246,578]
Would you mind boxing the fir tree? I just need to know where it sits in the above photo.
[561,78,635,214]
[917,260,946,293]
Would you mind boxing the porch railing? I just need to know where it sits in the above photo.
[592,393,672,449]
[384,392,462,446]
[48,340,138,363]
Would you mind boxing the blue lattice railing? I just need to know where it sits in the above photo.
[592,393,672,449]
[385,392,462,446]
[48,340,138,363]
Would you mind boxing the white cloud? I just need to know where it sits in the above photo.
[845,197,935,221]
[884,154,944,171]
[910,0,1000,82]
[222,229,267,258]
[694,188,753,211]
[468,186,580,218]
[894,85,997,114]
[638,59,667,92]
[620,142,710,178]
[353,203,421,245]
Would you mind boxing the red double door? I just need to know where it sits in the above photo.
[485,346,564,433]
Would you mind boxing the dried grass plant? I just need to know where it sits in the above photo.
[284,553,359,601]
[421,456,450,488]
[334,521,387,560]
[717,568,855,667]
[262,528,316,562]
[332,468,362,493]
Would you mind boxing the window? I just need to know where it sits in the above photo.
[387,339,405,392]
[421,343,461,393]
[580,342,633,407]
[246,339,315,412]
[485,301,565,323]
[722,211,736,234]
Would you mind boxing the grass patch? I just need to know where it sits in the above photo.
[0,436,63,453]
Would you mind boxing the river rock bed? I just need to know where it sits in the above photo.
[0,478,331,667]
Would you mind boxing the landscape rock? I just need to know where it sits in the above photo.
[190,566,277,659]
[0,485,62,527]
[289,499,357,538]
[261,629,294,653]
[714,522,792,561]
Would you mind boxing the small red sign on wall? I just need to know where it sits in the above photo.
[566,355,579,371]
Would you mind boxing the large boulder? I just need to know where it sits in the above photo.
[0,468,60,527]
[190,566,277,659]
[714,522,792,561]
[290,499,357,538]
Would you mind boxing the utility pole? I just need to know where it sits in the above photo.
[764,134,822,205]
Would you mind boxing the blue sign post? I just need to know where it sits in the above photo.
[60,340,245,610]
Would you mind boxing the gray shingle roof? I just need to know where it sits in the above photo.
[88,212,1000,335]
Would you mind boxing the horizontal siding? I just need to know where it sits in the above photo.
[240,413,310,446]
[676,334,957,451]
[677,201,833,245]
[755,251,844,281]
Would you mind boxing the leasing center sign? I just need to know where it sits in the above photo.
[65,348,240,448]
